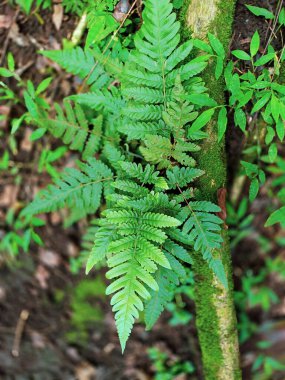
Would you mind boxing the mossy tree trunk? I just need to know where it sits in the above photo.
[179,1,241,379]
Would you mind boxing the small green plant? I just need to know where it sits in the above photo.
[65,277,106,343]
[10,0,52,14]
[253,353,285,379]
[0,208,44,257]
[148,347,195,380]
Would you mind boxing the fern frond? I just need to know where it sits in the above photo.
[69,86,125,114]
[119,121,167,140]
[116,192,180,215]
[120,0,207,142]
[104,210,180,228]
[178,202,227,287]
[36,100,103,159]
[119,162,161,185]
[102,143,126,172]
[22,158,113,217]
[86,224,116,274]
[144,239,192,329]
[166,166,204,189]
[41,47,110,89]
[102,205,180,350]
[144,267,178,330]
[122,105,163,121]
[106,258,154,352]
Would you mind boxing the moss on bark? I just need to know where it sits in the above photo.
[179,1,242,379]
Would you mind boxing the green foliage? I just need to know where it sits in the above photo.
[41,47,111,90]
[245,5,274,20]
[31,100,104,160]
[66,277,105,343]
[12,0,52,14]
[265,207,285,228]
[220,6,285,229]
[227,198,254,247]
[252,354,285,378]
[0,210,44,257]
[265,156,285,228]
[22,158,113,220]
[148,347,195,380]
[19,0,226,351]
[62,0,116,16]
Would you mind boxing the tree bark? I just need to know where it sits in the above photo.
[180,1,241,379]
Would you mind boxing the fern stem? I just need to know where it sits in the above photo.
[180,1,241,379]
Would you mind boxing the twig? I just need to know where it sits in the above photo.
[263,0,283,56]
[15,60,34,76]
[0,8,20,65]
[11,309,29,357]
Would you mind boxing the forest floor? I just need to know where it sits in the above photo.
[1,1,285,379]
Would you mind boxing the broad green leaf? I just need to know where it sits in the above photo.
[241,161,259,177]
[238,90,253,108]
[251,92,271,113]
[36,77,53,95]
[276,118,285,141]
[250,81,271,89]
[265,207,285,227]
[215,57,224,80]
[234,108,246,131]
[245,5,274,19]
[217,107,227,142]
[208,33,225,57]
[23,91,38,118]
[30,128,47,141]
[265,127,275,145]
[249,178,259,202]
[16,0,33,13]
[173,0,183,9]
[250,31,260,57]
[271,94,280,123]
[268,143,278,163]
[192,39,213,54]
[254,53,275,66]
[271,83,285,95]
[279,7,285,26]
[184,94,217,107]
[0,68,13,77]
[7,53,15,72]
[11,115,26,134]
[232,50,251,60]
[188,108,215,134]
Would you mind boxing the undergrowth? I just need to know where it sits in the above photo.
[1,0,285,364]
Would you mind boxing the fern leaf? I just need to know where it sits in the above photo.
[69,87,125,114]
[104,210,180,228]
[178,204,227,288]
[86,225,115,274]
[119,162,161,185]
[106,258,151,351]
[34,100,103,159]
[166,166,204,189]
[22,158,113,217]
[144,267,178,330]
[41,47,110,89]
[119,121,166,140]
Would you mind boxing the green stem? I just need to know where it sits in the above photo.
[180,1,241,379]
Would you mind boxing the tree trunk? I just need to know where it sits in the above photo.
[180,1,241,379]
